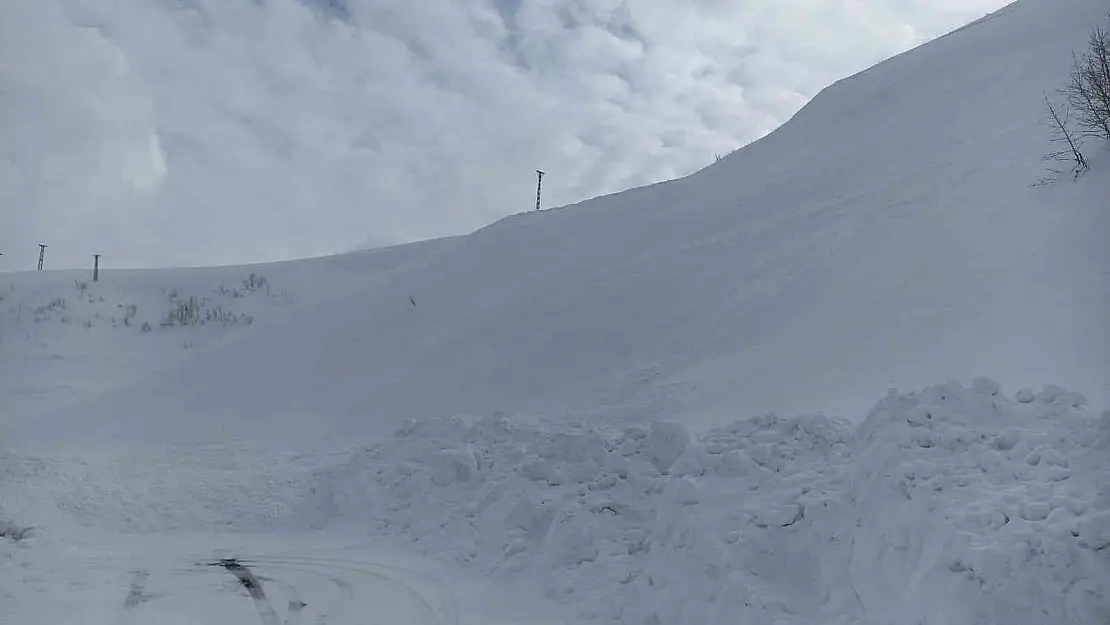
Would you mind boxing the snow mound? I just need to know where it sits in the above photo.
[306,381,1109,624]
[850,380,1110,625]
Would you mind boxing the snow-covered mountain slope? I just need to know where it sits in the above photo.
[0,237,452,425]
[11,0,1110,450]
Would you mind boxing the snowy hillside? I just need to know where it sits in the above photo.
[10,0,1108,451]
[3,0,1110,623]
[1,238,448,427]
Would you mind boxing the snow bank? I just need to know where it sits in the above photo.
[307,381,1110,624]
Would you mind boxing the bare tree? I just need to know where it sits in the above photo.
[1065,20,1110,141]
[1036,93,1088,186]
[1035,16,1110,186]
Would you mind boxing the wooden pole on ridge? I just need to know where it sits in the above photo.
[535,170,545,211]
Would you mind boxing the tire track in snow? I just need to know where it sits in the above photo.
[96,550,452,625]
[213,558,282,625]
[230,555,448,625]
[10,541,454,624]
[118,569,150,625]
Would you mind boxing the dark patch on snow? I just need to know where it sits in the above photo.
[122,570,152,609]
[0,522,34,542]
[210,558,282,625]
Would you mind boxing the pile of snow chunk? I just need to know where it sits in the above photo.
[849,381,1110,625]
[308,380,1110,625]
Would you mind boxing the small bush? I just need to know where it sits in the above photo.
[242,272,268,292]
[160,294,253,328]
[122,303,138,327]
[32,297,66,322]
[162,296,203,327]
[216,273,270,298]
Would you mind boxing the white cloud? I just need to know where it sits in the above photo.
[0,0,1012,270]
[0,0,166,269]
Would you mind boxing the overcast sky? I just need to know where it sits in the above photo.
[1,0,1012,270]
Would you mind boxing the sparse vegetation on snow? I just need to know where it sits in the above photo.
[1039,13,1110,183]
[1,272,284,337]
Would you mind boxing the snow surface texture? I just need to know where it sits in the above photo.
[307,380,1110,625]
[9,0,1109,451]
[0,269,290,420]
[0,238,446,437]
[0,429,559,624]
[4,0,1110,623]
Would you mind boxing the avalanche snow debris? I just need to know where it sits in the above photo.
[426,448,478,486]
[645,421,690,473]
[309,380,1109,625]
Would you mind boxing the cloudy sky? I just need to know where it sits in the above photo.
[1,0,1011,270]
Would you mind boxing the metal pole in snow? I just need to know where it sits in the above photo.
[535,170,545,211]
[93,254,101,282]
[37,244,47,271]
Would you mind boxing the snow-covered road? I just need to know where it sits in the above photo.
[5,533,457,625]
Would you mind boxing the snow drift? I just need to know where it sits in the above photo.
[13,0,1109,450]
[304,380,1110,625]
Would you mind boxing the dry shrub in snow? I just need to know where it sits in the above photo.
[1066,18,1110,142]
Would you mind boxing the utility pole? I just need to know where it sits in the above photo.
[93,254,101,282]
[535,170,545,211]
[37,244,47,271]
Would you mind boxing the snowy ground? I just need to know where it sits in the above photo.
[4,533,457,625]
[0,434,543,625]
[4,0,1110,622]
[5,376,1109,624]
[0,238,446,427]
